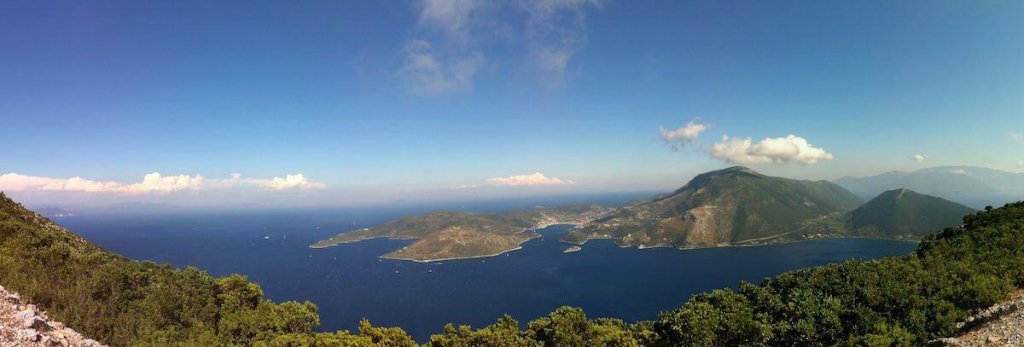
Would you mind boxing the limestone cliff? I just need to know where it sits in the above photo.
[0,285,105,347]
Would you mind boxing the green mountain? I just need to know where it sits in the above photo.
[564,166,862,248]
[850,188,976,237]
[310,205,613,261]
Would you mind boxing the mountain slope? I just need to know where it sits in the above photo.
[850,188,976,237]
[0,192,417,346]
[565,166,862,248]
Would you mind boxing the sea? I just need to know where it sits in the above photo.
[54,197,918,341]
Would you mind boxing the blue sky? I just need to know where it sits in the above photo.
[1,1,1023,207]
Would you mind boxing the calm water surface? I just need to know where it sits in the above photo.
[57,210,917,341]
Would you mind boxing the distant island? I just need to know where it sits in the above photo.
[312,166,976,262]
[310,205,612,262]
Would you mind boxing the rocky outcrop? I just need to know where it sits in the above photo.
[930,291,1024,346]
[0,285,105,347]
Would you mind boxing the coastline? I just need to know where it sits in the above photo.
[309,235,390,248]
[380,232,542,263]
[573,234,922,252]
[310,233,420,249]
[313,218,922,262]
[380,245,527,263]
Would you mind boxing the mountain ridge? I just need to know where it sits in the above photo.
[564,166,862,248]
[834,165,1024,208]
[312,166,989,261]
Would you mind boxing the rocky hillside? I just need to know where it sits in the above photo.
[0,285,105,347]
[932,291,1024,346]
[565,166,862,248]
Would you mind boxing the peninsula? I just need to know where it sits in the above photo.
[310,205,612,262]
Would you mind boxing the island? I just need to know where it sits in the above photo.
[310,205,613,262]
[561,167,975,249]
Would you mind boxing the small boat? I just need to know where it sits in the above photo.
[263,235,270,240]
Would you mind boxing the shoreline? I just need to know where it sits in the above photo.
[313,222,922,262]
[380,245,527,263]
[381,232,542,263]
[573,234,922,252]
[374,236,918,262]
[310,234,419,249]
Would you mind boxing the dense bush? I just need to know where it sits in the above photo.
[0,193,415,346]
[1,191,1022,346]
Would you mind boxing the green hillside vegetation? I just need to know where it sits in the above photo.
[310,205,612,261]
[0,192,419,346]
[851,188,977,237]
[565,166,863,248]
[3,191,1023,346]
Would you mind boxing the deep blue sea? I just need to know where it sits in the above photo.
[55,205,918,341]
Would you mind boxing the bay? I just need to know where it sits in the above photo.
[56,209,917,341]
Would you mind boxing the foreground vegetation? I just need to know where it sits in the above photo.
[1,192,1021,346]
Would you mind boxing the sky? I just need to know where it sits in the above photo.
[1,0,1023,208]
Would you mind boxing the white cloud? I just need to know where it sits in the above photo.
[396,0,600,93]
[1018,160,1024,168]
[396,0,487,95]
[913,154,927,163]
[418,0,481,43]
[396,40,483,95]
[522,0,601,89]
[659,120,708,150]
[250,174,327,191]
[457,172,575,188]
[1010,132,1024,144]
[710,134,834,165]
[485,172,575,186]
[0,172,204,195]
[0,172,325,194]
